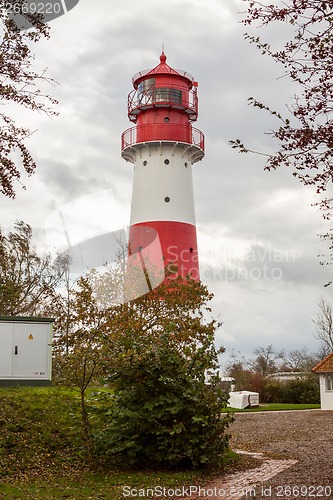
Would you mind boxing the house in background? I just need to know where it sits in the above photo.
[267,371,308,383]
[220,376,235,393]
[312,352,333,410]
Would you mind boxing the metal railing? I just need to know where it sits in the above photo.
[121,123,205,152]
[131,68,194,84]
[128,83,198,123]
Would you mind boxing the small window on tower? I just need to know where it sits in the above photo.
[184,162,188,168]
[143,160,148,166]
[164,117,170,122]
[164,197,170,203]
[164,159,170,165]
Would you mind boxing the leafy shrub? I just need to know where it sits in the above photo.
[283,377,320,404]
[91,277,233,469]
[262,381,285,403]
[93,331,232,469]
[262,376,320,404]
[50,272,233,469]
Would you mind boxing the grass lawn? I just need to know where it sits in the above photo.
[0,470,213,499]
[3,387,312,497]
[226,403,321,413]
[0,387,248,499]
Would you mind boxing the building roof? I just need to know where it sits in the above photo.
[146,52,182,77]
[268,371,307,381]
[0,316,55,323]
[132,52,195,87]
[312,352,333,373]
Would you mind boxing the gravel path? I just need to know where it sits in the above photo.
[228,410,333,499]
[179,410,333,500]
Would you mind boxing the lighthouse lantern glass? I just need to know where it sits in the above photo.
[138,78,156,102]
[155,88,182,104]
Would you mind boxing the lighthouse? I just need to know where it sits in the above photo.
[121,52,204,289]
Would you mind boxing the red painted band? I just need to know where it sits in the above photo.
[129,221,199,280]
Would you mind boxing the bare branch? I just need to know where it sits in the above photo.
[313,295,333,353]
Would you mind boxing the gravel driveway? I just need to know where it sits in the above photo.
[228,410,333,499]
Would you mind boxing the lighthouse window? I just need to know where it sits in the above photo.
[164,117,170,122]
[184,162,188,168]
[155,88,182,104]
[143,160,148,166]
[138,78,156,101]
[170,89,182,103]
[164,197,170,203]
[164,159,170,165]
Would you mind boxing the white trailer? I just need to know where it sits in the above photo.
[0,316,54,386]
[228,391,260,409]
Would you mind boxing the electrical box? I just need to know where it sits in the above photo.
[0,316,54,386]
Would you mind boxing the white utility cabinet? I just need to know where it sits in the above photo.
[0,317,54,386]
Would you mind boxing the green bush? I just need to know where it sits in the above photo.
[92,330,233,469]
[262,376,320,404]
[283,377,320,404]
[262,381,285,403]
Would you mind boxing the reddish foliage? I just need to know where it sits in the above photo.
[231,1,333,217]
[0,4,58,198]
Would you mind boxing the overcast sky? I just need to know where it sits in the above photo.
[2,0,333,368]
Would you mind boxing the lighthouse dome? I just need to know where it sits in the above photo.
[132,52,195,88]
